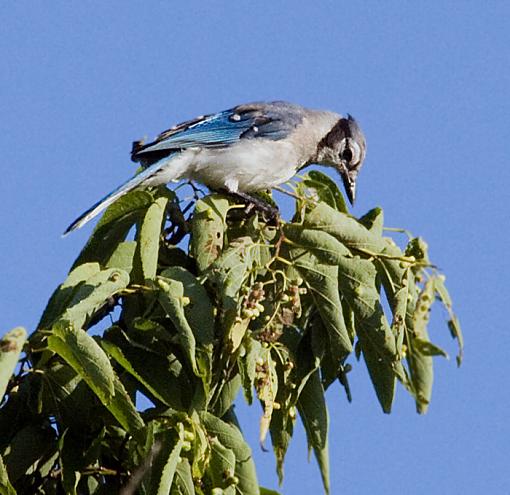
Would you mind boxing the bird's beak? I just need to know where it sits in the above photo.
[340,167,358,205]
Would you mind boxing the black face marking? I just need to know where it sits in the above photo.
[317,117,353,153]
[317,115,365,168]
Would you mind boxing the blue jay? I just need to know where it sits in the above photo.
[64,101,366,234]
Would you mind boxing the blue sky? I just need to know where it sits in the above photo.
[2,2,509,493]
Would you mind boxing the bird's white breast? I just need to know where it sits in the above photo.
[189,139,301,192]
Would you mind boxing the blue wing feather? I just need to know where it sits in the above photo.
[133,101,305,158]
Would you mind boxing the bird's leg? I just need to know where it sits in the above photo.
[221,189,280,225]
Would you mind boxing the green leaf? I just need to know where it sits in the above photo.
[412,338,449,358]
[191,195,230,272]
[3,424,56,483]
[268,405,294,485]
[213,374,241,419]
[434,276,464,365]
[40,362,99,430]
[309,313,343,391]
[448,316,463,367]
[157,277,198,376]
[137,196,169,280]
[172,458,195,495]
[260,488,282,495]
[207,236,256,351]
[286,247,352,361]
[106,240,137,273]
[304,202,386,254]
[209,437,236,491]
[336,256,397,413]
[62,267,130,329]
[405,237,430,264]
[59,429,82,495]
[408,279,435,414]
[37,262,101,329]
[0,327,26,400]
[0,454,16,495]
[200,412,259,495]
[108,373,145,434]
[48,321,115,404]
[208,236,255,310]
[301,170,348,213]
[160,267,214,347]
[238,335,262,405]
[101,331,190,410]
[72,190,154,269]
[283,224,351,264]
[297,369,330,495]
[154,425,185,495]
[47,325,143,433]
[255,347,279,447]
[358,207,384,236]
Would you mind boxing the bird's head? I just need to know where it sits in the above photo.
[317,115,366,204]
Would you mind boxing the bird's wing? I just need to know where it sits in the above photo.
[132,101,306,158]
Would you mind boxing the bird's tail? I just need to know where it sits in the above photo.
[63,159,170,236]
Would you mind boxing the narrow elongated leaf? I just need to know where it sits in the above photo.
[108,374,144,434]
[155,426,184,495]
[434,276,464,365]
[72,190,154,269]
[238,336,262,404]
[336,256,397,413]
[297,369,330,495]
[255,347,279,446]
[310,313,344,391]
[408,279,435,414]
[0,327,26,400]
[48,321,115,404]
[59,429,82,495]
[161,267,214,347]
[191,195,230,272]
[448,317,463,366]
[137,196,169,280]
[157,277,198,375]
[268,405,294,485]
[265,329,300,483]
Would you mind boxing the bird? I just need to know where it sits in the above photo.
[64,101,366,234]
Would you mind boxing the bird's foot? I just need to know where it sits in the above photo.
[221,190,280,226]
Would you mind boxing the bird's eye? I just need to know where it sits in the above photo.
[341,148,353,163]
[339,140,362,168]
